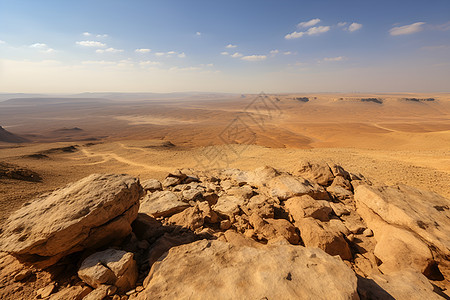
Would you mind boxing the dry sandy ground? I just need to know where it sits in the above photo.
[0,93,449,224]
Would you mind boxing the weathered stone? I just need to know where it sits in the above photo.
[285,195,332,222]
[48,286,92,300]
[294,161,334,186]
[297,217,352,260]
[267,174,328,200]
[249,214,299,244]
[212,195,245,218]
[137,240,359,300]
[141,179,162,192]
[78,249,138,292]
[139,191,189,218]
[0,174,142,268]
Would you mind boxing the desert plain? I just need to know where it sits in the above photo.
[0,92,449,299]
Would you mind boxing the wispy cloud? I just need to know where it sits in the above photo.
[221,51,229,55]
[30,43,55,53]
[135,48,151,53]
[337,22,347,27]
[196,32,201,36]
[231,52,243,58]
[421,45,450,51]
[389,22,425,36]
[226,44,237,49]
[81,60,116,65]
[348,22,362,32]
[139,60,162,66]
[82,32,91,36]
[241,55,267,61]
[76,40,106,47]
[285,26,330,39]
[270,49,279,55]
[96,34,108,38]
[96,47,123,53]
[321,56,346,62]
[283,51,292,55]
[298,18,321,28]
[154,51,186,58]
[0,40,5,44]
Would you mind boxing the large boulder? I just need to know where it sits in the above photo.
[136,240,359,300]
[0,174,142,268]
[267,174,328,200]
[355,184,450,276]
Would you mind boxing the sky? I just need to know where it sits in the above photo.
[0,0,449,93]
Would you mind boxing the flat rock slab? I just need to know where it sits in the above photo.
[139,191,189,218]
[137,239,359,300]
[0,174,142,268]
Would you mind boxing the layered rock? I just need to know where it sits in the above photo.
[0,174,143,268]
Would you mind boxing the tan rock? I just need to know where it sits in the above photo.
[267,174,328,200]
[285,195,332,222]
[78,249,138,293]
[139,191,189,218]
[355,184,450,258]
[0,174,142,268]
[212,195,244,217]
[294,161,334,186]
[137,240,359,299]
[141,179,162,192]
[48,286,92,300]
[297,217,352,260]
[36,283,56,298]
[249,214,299,244]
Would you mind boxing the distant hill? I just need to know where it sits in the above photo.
[0,98,110,105]
[0,126,29,143]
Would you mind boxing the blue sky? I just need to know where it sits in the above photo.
[0,0,449,93]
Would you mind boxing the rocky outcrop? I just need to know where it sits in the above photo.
[0,174,143,268]
[1,164,448,299]
[136,240,359,300]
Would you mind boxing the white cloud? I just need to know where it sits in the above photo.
[337,22,347,27]
[196,32,201,36]
[226,44,237,48]
[389,22,425,36]
[154,51,185,58]
[76,40,106,47]
[231,52,243,58]
[221,51,229,55]
[285,25,330,39]
[348,22,362,32]
[270,49,279,55]
[0,40,5,44]
[135,48,151,53]
[81,60,116,65]
[139,60,161,66]
[96,34,108,38]
[283,51,292,55]
[322,56,345,62]
[206,63,214,67]
[298,18,321,28]
[155,52,165,56]
[167,51,176,55]
[178,52,186,58]
[96,47,123,53]
[82,32,91,36]
[30,43,55,53]
[241,55,267,61]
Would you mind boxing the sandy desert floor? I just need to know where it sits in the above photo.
[0,93,449,224]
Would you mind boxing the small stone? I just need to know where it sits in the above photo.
[347,234,355,242]
[37,283,56,298]
[14,269,32,281]
[363,228,373,237]
[136,286,144,292]
[113,295,121,300]
[220,220,232,230]
[107,285,118,296]
[126,289,136,296]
